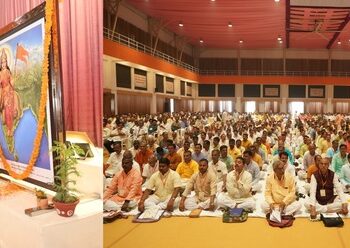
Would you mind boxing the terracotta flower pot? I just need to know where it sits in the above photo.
[37,198,49,209]
[53,199,79,217]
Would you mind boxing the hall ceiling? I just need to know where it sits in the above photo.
[124,0,350,49]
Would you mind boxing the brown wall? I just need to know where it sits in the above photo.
[117,91,151,114]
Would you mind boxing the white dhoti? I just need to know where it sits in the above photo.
[303,183,311,195]
[144,195,180,210]
[216,181,224,193]
[104,199,138,211]
[217,192,256,210]
[297,170,307,181]
[261,200,301,215]
[252,182,262,192]
[105,177,113,188]
[304,196,343,213]
[259,171,266,179]
[183,195,216,210]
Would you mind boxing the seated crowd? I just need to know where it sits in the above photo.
[103,112,350,218]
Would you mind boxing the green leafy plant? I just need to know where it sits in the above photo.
[51,141,83,203]
[35,188,47,199]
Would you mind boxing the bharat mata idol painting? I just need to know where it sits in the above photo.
[0,14,54,184]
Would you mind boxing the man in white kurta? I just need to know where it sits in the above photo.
[179,159,217,211]
[208,149,227,192]
[217,157,256,210]
[142,155,159,185]
[305,158,348,218]
[105,142,124,177]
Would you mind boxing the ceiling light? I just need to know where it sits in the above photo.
[228,22,233,28]
[337,41,341,45]
[239,40,243,44]
[178,22,183,27]
[279,40,283,44]
[277,36,282,41]
[274,0,280,2]
[210,0,216,2]
[199,38,204,43]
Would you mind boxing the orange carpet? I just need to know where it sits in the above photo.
[104,217,350,248]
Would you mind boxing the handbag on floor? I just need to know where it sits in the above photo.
[266,213,295,228]
[320,213,344,227]
[222,208,248,223]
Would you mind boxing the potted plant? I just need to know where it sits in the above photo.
[51,141,83,217]
[35,188,48,209]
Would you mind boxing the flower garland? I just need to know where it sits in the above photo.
[0,0,53,180]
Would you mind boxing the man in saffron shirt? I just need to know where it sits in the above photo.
[165,143,182,170]
[103,156,142,212]
[135,141,153,171]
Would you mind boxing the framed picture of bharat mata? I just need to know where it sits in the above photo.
[0,2,64,188]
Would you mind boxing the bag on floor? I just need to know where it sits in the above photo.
[321,213,344,227]
[266,213,295,228]
[103,211,127,224]
[222,208,248,223]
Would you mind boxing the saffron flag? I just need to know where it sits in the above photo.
[16,44,29,64]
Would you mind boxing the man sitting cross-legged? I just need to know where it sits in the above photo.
[179,159,217,211]
[305,157,348,219]
[138,157,182,212]
[261,160,301,215]
[103,156,143,212]
[217,157,256,211]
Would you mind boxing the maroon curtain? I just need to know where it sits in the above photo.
[0,0,103,147]
[0,0,44,28]
[58,0,103,146]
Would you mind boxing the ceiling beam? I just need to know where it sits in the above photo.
[286,0,291,48]
[326,13,350,49]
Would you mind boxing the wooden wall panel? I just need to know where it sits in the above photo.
[174,99,182,112]
[262,59,283,72]
[199,58,238,71]
[117,91,151,114]
[157,96,165,113]
[103,92,115,118]
[308,59,328,72]
[331,60,350,73]
[241,59,262,74]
